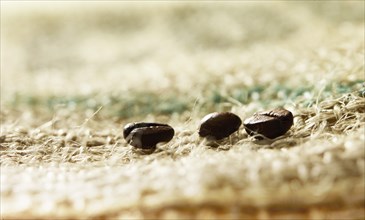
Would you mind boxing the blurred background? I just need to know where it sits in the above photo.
[1,1,364,119]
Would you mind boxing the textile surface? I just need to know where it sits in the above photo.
[1,2,364,219]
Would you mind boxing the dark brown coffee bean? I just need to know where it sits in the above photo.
[123,122,174,149]
[199,112,242,140]
[243,108,293,139]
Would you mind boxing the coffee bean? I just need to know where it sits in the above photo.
[199,112,242,140]
[123,122,174,149]
[243,108,293,139]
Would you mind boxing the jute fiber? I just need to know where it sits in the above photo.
[1,2,364,219]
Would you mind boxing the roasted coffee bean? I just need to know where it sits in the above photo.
[123,122,174,149]
[243,108,293,139]
[199,112,242,140]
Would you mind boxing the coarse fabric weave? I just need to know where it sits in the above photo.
[1,2,364,219]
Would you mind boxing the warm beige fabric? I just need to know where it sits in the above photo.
[1,2,364,219]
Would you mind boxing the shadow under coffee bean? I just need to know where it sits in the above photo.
[199,112,242,140]
[123,122,174,149]
[243,108,293,139]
